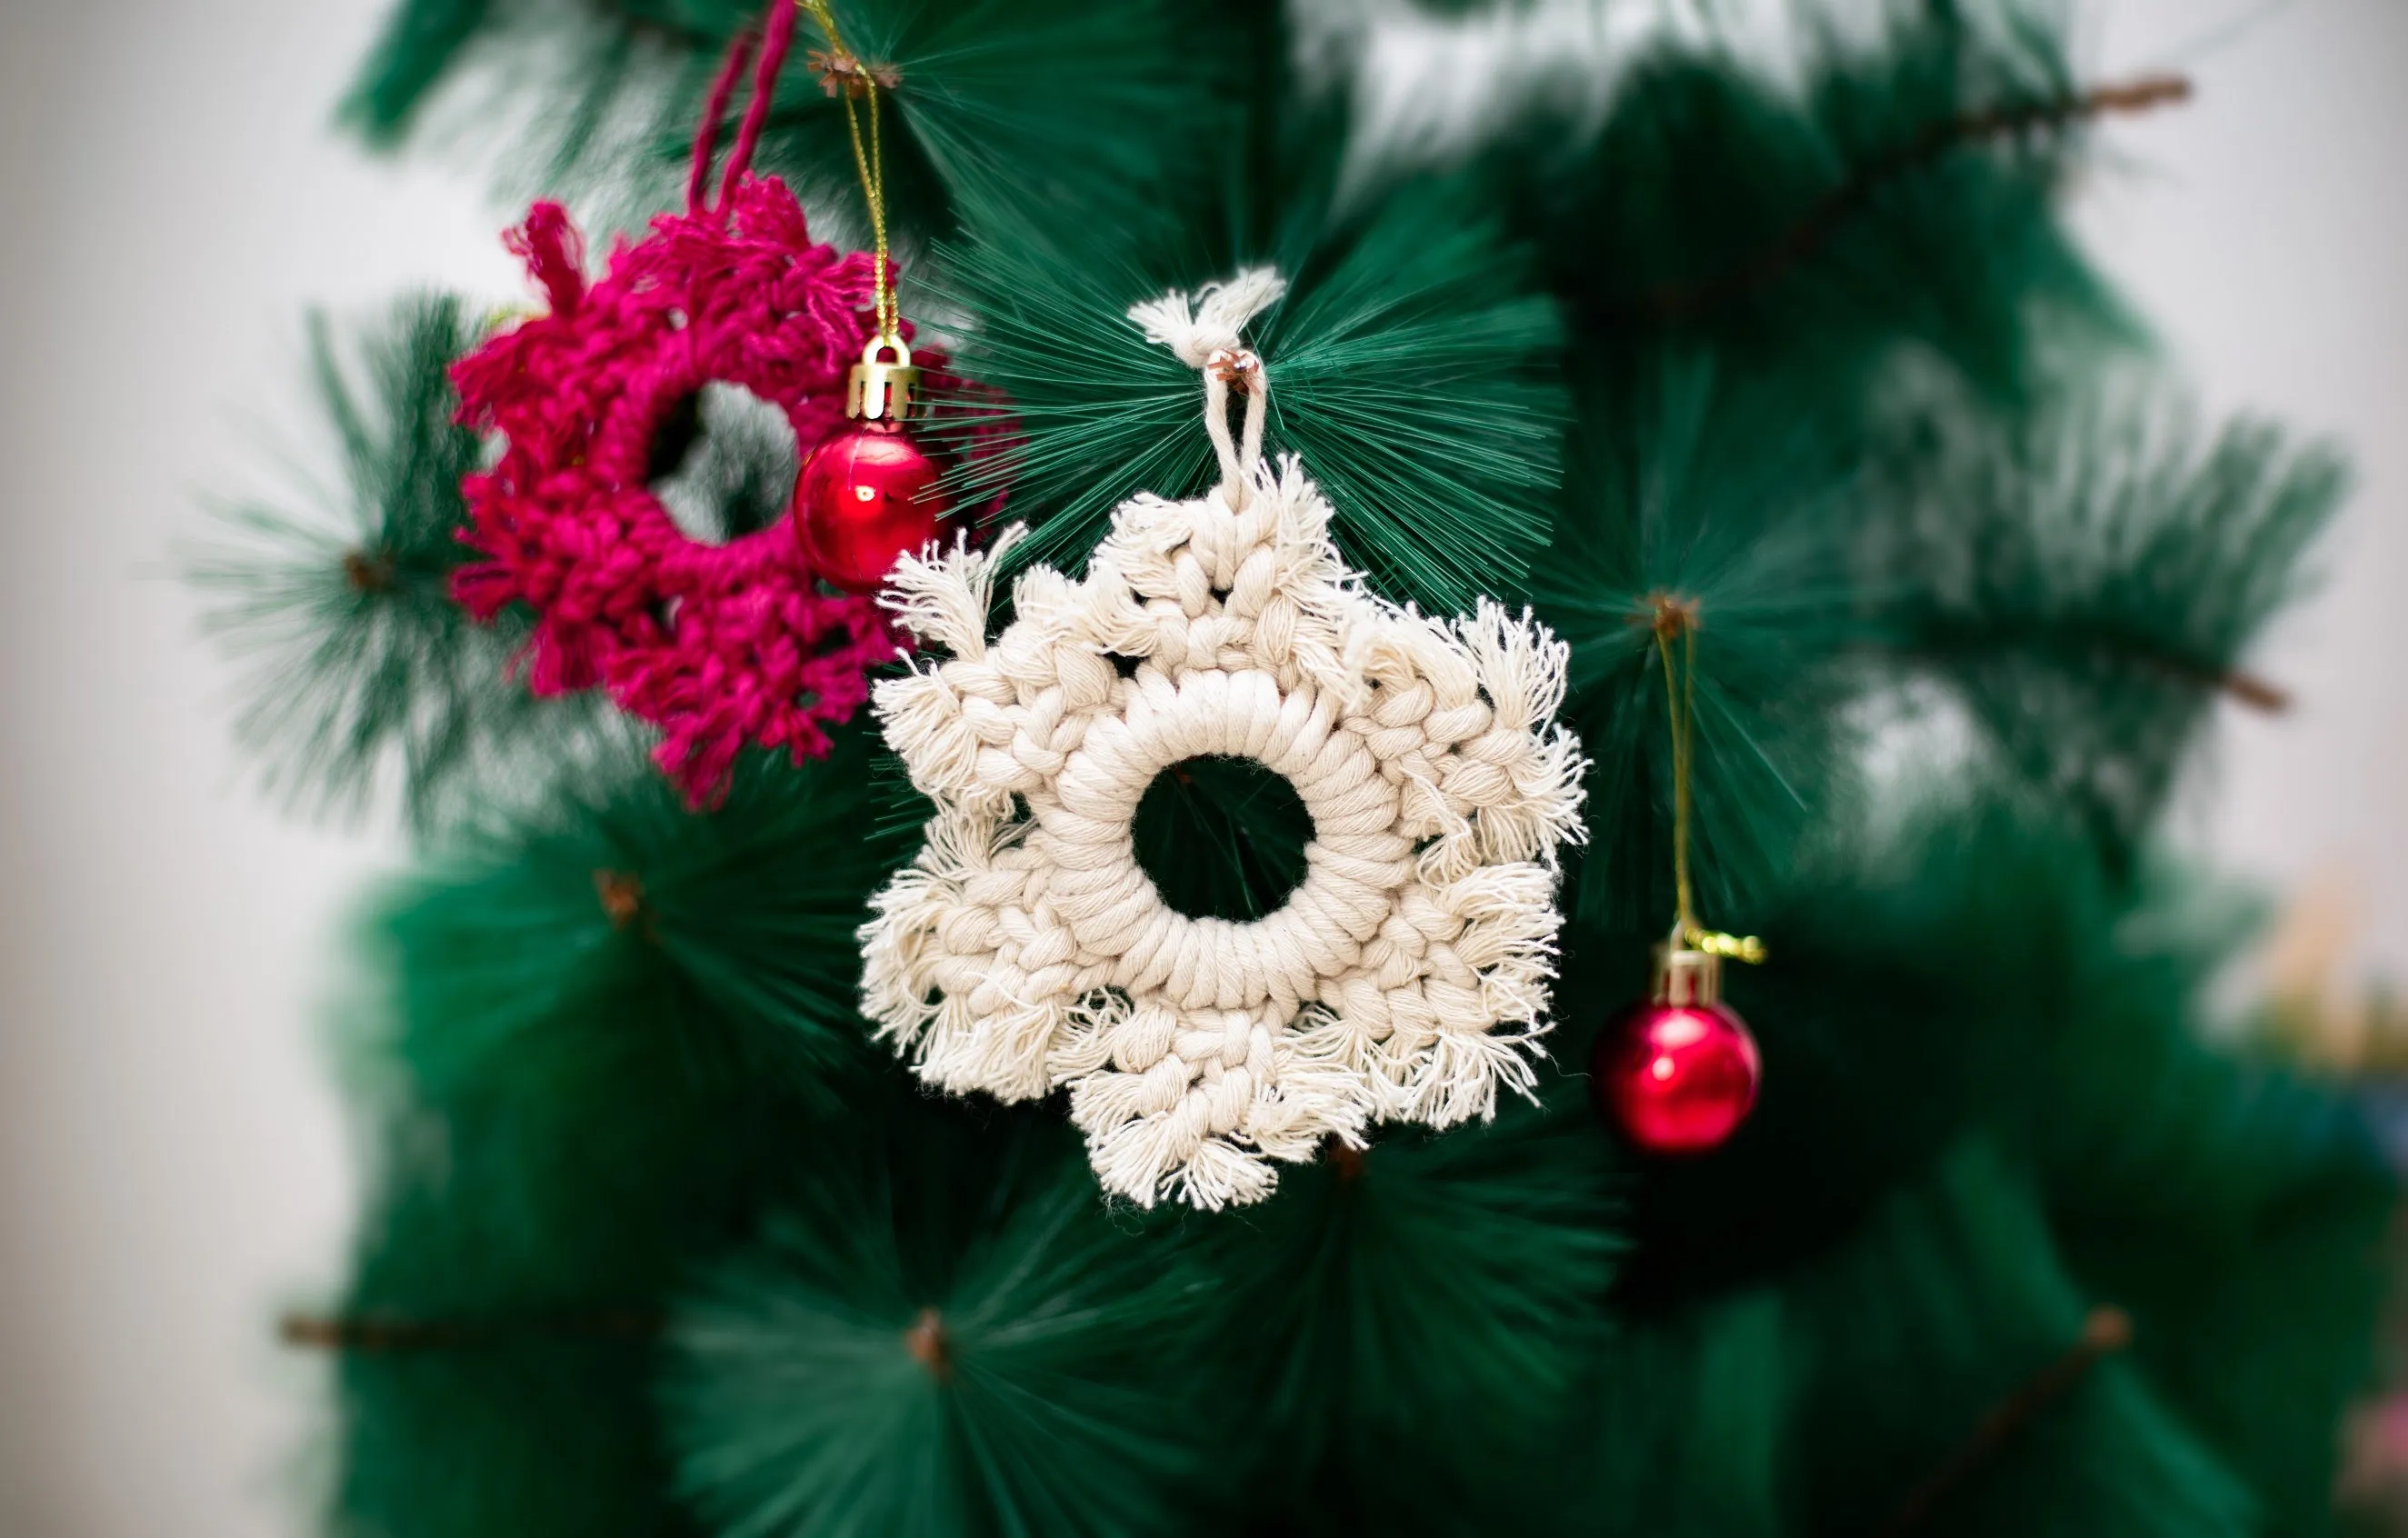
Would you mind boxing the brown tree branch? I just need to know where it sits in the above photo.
[1631,75,2192,322]
[342,550,398,594]
[1883,1304,2133,1535]
[2213,667,2290,714]
[279,1307,664,1353]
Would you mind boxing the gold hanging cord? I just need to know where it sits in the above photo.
[1654,599,1765,964]
[799,0,898,343]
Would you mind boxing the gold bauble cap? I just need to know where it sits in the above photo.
[1650,943,1724,1007]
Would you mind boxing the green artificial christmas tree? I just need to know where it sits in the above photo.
[194,1,2398,1533]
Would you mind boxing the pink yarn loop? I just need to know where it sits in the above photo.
[686,28,758,217]
[687,0,800,218]
[721,0,798,210]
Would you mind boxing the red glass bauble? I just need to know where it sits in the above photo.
[794,422,954,593]
[1594,998,1761,1154]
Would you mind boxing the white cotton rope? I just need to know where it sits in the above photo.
[858,269,1588,1209]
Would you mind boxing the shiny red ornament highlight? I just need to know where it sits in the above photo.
[1594,944,1761,1154]
[794,422,952,594]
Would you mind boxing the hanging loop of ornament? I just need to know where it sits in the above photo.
[1132,268,1284,505]
[1652,596,1764,964]
[1205,349,1268,498]
[802,0,900,344]
[787,0,956,594]
[1592,594,1765,1155]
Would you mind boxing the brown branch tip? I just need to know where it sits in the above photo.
[1883,1304,2133,1535]
[593,869,648,931]
[1633,71,2193,322]
[342,550,397,594]
[278,1308,663,1353]
[1326,1137,1367,1183]
[810,47,901,98]
[2221,668,2291,714]
[2083,75,2193,115]
[1645,594,1700,640]
[1206,347,1264,395]
[905,1307,953,1380]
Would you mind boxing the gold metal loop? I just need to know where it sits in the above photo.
[847,333,921,422]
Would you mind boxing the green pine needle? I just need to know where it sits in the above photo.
[2022,853,2393,1534]
[327,1323,679,1538]
[1537,352,1864,935]
[364,730,896,1109]
[931,175,1564,613]
[341,0,495,141]
[1130,755,1315,924]
[1880,393,2345,865]
[1553,1296,1792,1538]
[667,1115,1218,1538]
[1198,1084,1622,1524]
[315,1058,875,1537]
[1782,1140,2255,1537]
[1483,0,2140,411]
[340,0,1228,250]
[322,1109,688,1538]
[816,0,1229,256]
[185,295,579,836]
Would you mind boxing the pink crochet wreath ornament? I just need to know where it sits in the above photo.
[450,178,902,803]
[445,5,982,804]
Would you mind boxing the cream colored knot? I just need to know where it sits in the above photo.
[859,274,1587,1211]
[1127,269,1285,370]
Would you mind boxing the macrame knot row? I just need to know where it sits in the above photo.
[859,271,1587,1209]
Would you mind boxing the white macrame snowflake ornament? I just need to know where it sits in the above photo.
[860,270,1586,1209]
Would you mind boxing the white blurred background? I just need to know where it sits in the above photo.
[0,0,2401,1533]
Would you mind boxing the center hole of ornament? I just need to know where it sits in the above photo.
[1132,756,1314,923]
[647,382,800,544]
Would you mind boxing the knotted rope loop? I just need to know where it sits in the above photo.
[1130,270,1284,506]
[684,0,802,216]
[1201,350,1270,502]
